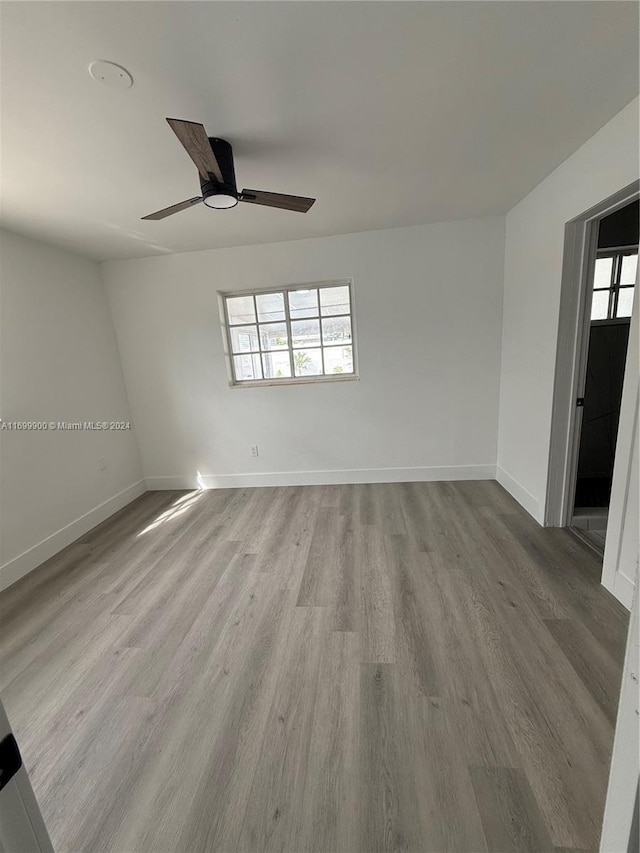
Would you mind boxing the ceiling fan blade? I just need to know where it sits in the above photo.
[166,118,224,183]
[239,189,315,213]
[141,196,203,220]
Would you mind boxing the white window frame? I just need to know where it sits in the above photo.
[591,246,638,323]
[218,278,358,387]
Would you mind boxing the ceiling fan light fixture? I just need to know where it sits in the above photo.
[203,192,238,209]
[141,121,316,220]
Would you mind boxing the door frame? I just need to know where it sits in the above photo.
[545,181,639,528]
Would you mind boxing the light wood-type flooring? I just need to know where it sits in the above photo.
[0,481,629,853]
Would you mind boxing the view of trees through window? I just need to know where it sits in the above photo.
[223,282,355,383]
[591,250,637,321]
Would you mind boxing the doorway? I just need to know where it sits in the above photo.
[546,180,639,608]
[571,202,638,552]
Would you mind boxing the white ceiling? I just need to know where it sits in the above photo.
[1,1,638,261]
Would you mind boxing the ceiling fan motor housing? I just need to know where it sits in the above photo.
[200,138,238,203]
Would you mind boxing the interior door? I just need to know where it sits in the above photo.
[602,281,639,608]
[0,698,53,852]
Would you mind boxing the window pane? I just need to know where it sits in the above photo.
[616,287,634,318]
[323,345,354,375]
[322,316,352,345]
[259,323,288,350]
[233,353,262,381]
[620,254,638,285]
[591,290,610,320]
[226,295,255,325]
[291,318,321,347]
[293,349,322,376]
[230,325,259,353]
[320,285,350,316]
[256,292,285,322]
[593,257,613,289]
[262,350,292,379]
[288,289,318,319]
[226,284,356,385]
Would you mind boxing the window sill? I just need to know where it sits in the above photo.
[228,374,359,389]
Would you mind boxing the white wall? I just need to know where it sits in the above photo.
[103,217,505,489]
[0,230,144,591]
[497,97,640,523]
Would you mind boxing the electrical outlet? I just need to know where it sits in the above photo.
[250,445,259,458]
[98,457,107,471]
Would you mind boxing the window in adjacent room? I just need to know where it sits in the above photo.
[591,249,637,321]
[221,280,357,385]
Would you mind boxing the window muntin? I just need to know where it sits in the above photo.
[591,249,637,321]
[222,281,355,385]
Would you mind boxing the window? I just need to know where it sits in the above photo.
[221,280,356,385]
[591,249,637,321]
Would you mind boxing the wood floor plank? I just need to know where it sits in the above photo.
[552,848,593,852]
[235,606,327,852]
[0,482,628,852]
[255,486,316,590]
[175,583,292,852]
[301,630,360,852]
[358,482,378,526]
[398,482,435,553]
[333,514,359,632]
[359,523,396,663]
[376,483,408,537]
[384,533,440,696]
[414,696,488,852]
[359,662,407,852]
[296,506,339,606]
[544,618,624,726]
[476,506,569,620]
[470,765,555,853]
[421,550,522,769]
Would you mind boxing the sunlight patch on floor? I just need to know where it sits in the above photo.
[137,490,204,536]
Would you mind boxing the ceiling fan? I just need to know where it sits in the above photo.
[142,118,316,220]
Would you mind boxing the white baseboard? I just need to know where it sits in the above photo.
[496,466,543,524]
[145,464,497,491]
[606,571,635,610]
[0,480,146,593]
